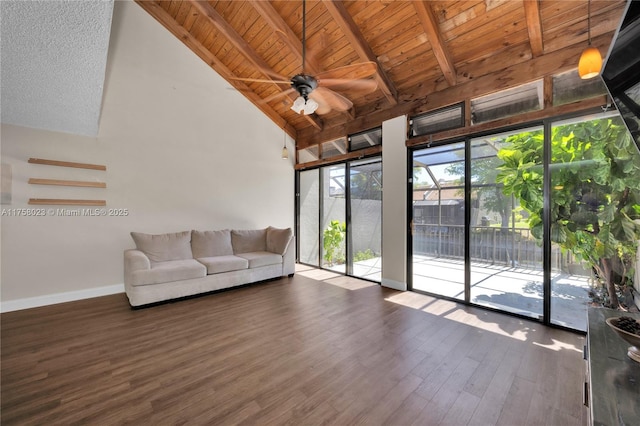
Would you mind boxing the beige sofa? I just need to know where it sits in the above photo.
[124,227,295,307]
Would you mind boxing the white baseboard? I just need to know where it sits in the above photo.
[382,278,406,291]
[1,284,125,313]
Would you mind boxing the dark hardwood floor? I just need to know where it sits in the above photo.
[1,266,587,425]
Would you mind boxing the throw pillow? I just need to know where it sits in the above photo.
[130,230,193,262]
[191,229,234,258]
[266,226,293,255]
[231,228,267,253]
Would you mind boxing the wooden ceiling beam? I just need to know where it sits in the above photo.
[523,0,544,57]
[248,0,320,74]
[297,30,616,148]
[188,0,323,131]
[134,0,298,138]
[323,1,398,106]
[413,1,457,87]
[246,1,355,123]
[248,0,360,121]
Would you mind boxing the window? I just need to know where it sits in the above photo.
[321,138,347,160]
[298,146,319,163]
[553,69,607,106]
[349,127,382,151]
[409,103,464,137]
[471,80,543,124]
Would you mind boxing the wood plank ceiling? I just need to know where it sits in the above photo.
[136,0,627,150]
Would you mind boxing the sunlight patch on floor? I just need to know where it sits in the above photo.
[386,291,545,343]
[323,276,378,290]
[296,267,342,281]
[297,265,378,291]
[533,338,582,352]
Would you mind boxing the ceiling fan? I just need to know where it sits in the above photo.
[230,0,378,115]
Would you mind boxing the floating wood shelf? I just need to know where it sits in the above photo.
[28,158,106,171]
[28,178,106,188]
[28,199,106,206]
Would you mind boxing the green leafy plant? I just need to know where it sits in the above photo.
[496,117,640,309]
[353,249,376,262]
[323,220,346,265]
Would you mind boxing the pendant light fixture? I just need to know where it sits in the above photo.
[578,0,602,79]
[281,130,289,160]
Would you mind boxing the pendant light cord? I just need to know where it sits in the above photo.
[301,0,306,75]
[587,0,592,46]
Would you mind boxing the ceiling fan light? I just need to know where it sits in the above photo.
[578,46,602,79]
[303,97,318,115]
[291,96,318,115]
[291,96,305,114]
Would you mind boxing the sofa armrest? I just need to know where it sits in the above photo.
[125,249,151,273]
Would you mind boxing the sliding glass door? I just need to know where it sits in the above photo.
[322,165,346,273]
[411,142,466,301]
[548,113,640,329]
[297,158,382,282]
[299,169,320,266]
[469,127,544,320]
[409,112,640,332]
[349,159,382,281]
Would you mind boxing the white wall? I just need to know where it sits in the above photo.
[381,116,407,290]
[0,1,294,311]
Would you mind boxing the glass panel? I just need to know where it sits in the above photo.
[349,159,382,281]
[350,128,382,151]
[410,103,464,137]
[412,142,465,300]
[470,127,544,319]
[552,69,606,106]
[299,169,320,266]
[471,80,543,124]
[549,114,640,331]
[322,165,346,273]
[321,138,347,159]
[298,146,319,164]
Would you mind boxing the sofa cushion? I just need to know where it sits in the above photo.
[130,231,193,262]
[236,251,283,268]
[196,255,248,275]
[130,259,206,286]
[231,229,267,254]
[266,227,293,255]
[191,230,234,258]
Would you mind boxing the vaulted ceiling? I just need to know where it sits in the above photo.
[136,0,627,148]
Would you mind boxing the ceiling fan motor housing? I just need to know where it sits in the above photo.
[291,74,318,100]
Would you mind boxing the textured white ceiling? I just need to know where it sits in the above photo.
[1,0,114,137]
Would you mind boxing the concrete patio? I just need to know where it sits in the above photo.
[334,255,592,331]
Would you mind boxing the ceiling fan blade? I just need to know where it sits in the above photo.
[311,87,353,112]
[228,76,291,85]
[318,78,378,93]
[308,90,331,115]
[315,61,378,81]
[255,64,289,82]
[260,88,296,104]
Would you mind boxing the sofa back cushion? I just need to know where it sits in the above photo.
[130,231,193,262]
[266,226,293,255]
[231,228,267,254]
[191,230,234,258]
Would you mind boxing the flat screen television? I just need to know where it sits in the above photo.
[601,0,640,154]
